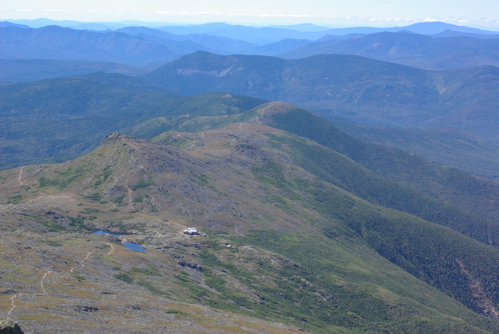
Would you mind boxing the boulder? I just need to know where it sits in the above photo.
[0,319,24,334]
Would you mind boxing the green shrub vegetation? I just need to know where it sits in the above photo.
[68,215,94,232]
[44,240,63,247]
[114,273,134,284]
[131,178,155,191]
[83,193,102,202]
[6,195,24,204]
[165,309,186,315]
[129,265,160,276]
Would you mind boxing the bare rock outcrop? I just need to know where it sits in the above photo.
[0,319,24,334]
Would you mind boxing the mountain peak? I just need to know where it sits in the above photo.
[252,101,307,125]
[258,101,296,114]
[100,132,133,146]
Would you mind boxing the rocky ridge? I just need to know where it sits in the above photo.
[2,125,499,333]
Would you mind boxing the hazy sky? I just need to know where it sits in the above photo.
[2,0,499,28]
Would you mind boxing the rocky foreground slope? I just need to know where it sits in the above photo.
[1,123,499,333]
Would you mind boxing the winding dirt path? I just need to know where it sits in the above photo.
[70,251,94,272]
[17,166,25,185]
[26,194,78,205]
[7,250,96,317]
[107,243,115,255]
[6,270,52,316]
[40,271,52,295]
[7,295,17,316]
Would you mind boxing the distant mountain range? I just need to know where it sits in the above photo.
[142,52,499,142]
[0,58,150,82]
[156,21,499,44]
[2,53,499,182]
[7,19,499,37]
[1,21,499,69]
[281,31,499,69]
[116,26,258,54]
[1,21,498,185]
[0,25,176,65]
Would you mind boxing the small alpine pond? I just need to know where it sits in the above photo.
[92,230,147,252]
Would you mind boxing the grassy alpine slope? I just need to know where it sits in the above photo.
[123,101,499,246]
[2,122,499,333]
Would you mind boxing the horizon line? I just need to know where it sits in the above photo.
[3,17,499,31]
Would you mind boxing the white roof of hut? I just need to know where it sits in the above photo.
[183,227,199,235]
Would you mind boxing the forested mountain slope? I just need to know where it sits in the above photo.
[0,73,266,169]
[280,31,499,69]
[143,52,499,143]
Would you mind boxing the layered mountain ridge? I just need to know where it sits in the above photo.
[143,52,499,143]
[280,31,499,69]
[2,108,499,332]
[1,20,499,333]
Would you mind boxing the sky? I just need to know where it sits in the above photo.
[2,0,499,29]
